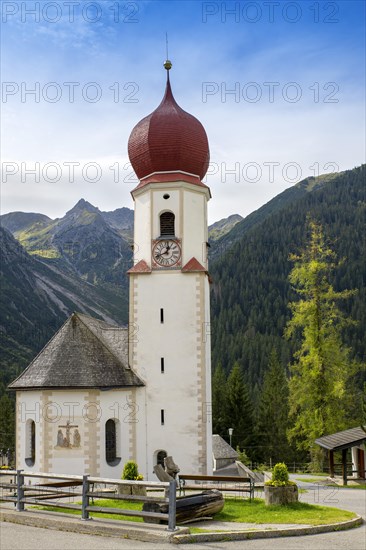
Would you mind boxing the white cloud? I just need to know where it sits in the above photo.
[1,1,364,223]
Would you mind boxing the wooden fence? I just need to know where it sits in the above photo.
[0,470,177,531]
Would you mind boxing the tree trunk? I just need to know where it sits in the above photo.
[143,490,224,524]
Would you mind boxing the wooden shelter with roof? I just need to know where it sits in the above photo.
[315,427,366,485]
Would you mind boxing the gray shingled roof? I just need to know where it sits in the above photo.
[9,313,144,390]
[315,427,366,451]
[212,434,239,460]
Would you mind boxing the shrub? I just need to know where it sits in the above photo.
[273,463,289,483]
[236,446,251,466]
[265,462,296,487]
[122,461,143,480]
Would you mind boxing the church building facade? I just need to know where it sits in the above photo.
[9,63,213,480]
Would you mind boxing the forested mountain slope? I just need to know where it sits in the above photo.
[1,166,364,399]
[0,227,129,391]
[209,171,342,261]
[210,165,365,396]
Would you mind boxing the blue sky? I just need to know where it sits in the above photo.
[1,0,365,222]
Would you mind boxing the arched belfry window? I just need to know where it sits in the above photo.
[105,419,121,466]
[160,212,175,237]
[25,419,35,467]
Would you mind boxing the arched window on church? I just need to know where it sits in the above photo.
[105,419,121,466]
[159,212,175,237]
[25,419,35,467]
[156,450,167,467]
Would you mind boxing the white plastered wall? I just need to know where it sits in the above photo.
[351,444,366,479]
[133,182,209,268]
[16,389,138,479]
[131,179,212,479]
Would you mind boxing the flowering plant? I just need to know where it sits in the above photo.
[122,460,143,481]
[265,462,296,487]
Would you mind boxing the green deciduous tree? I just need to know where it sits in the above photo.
[285,220,357,470]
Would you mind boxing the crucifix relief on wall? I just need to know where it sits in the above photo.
[55,420,81,449]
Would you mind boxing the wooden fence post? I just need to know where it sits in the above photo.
[16,470,24,512]
[167,480,176,531]
[342,449,348,486]
[81,474,90,520]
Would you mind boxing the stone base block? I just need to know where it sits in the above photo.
[264,485,298,505]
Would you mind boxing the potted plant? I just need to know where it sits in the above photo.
[264,462,298,505]
[118,460,146,496]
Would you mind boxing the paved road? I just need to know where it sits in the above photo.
[1,519,364,550]
[1,480,365,550]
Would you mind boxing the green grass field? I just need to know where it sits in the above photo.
[34,498,144,522]
[33,496,356,528]
[213,498,356,525]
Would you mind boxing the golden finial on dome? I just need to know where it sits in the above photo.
[164,33,172,71]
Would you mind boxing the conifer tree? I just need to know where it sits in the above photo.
[285,220,357,470]
[361,383,366,434]
[0,394,15,453]
[257,348,292,464]
[224,362,254,455]
[212,363,227,437]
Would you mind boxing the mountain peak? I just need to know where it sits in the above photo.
[66,199,99,216]
[208,213,243,242]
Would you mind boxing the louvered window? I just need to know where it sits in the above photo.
[160,212,175,236]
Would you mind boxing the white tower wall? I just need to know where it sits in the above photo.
[130,180,212,479]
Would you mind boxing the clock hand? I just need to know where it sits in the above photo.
[156,248,168,259]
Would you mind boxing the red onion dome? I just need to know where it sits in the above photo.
[128,67,210,181]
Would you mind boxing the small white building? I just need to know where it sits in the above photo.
[9,63,213,480]
[212,435,238,471]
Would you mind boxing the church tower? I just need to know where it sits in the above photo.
[128,62,213,477]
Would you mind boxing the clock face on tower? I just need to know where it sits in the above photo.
[152,239,182,268]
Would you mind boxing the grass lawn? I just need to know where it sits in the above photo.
[212,498,356,526]
[33,499,144,522]
[33,496,356,527]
